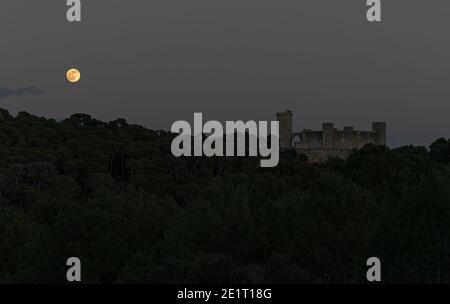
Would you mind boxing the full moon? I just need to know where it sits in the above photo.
[66,68,81,83]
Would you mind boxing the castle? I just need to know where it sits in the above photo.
[276,110,387,162]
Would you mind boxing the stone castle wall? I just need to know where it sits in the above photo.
[276,110,387,162]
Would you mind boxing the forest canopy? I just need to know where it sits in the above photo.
[0,108,449,283]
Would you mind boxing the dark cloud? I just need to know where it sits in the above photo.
[0,86,44,100]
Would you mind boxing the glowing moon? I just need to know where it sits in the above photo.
[66,68,81,83]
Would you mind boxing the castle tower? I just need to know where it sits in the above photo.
[322,123,335,149]
[372,122,387,146]
[276,110,293,150]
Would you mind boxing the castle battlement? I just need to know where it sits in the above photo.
[276,110,387,162]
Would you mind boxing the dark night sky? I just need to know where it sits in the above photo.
[1,0,449,147]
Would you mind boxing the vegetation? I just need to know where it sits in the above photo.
[0,109,449,283]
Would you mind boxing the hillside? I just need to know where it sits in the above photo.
[0,109,449,283]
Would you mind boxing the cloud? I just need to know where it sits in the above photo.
[0,85,44,100]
